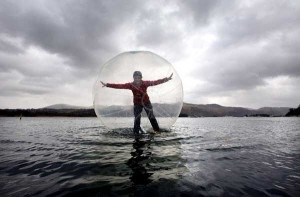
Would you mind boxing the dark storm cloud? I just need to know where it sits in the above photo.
[0,47,69,78]
[0,85,50,97]
[185,0,300,94]
[0,0,189,108]
[0,36,25,54]
[200,43,300,92]
[133,0,229,51]
[0,0,145,102]
[136,10,178,47]
[178,0,228,26]
[215,1,300,48]
[0,0,299,108]
[0,0,144,71]
[133,3,187,61]
[190,47,300,96]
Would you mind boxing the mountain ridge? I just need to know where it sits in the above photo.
[180,103,289,117]
[42,104,93,109]
[0,103,292,117]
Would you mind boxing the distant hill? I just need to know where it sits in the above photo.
[181,103,251,117]
[0,103,291,117]
[181,103,289,117]
[43,104,92,109]
[0,108,95,117]
[285,105,300,117]
[256,107,290,117]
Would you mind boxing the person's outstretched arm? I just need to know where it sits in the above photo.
[100,81,131,89]
[144,73,173,86]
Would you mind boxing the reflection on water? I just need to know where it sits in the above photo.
[0,117,299,196]
[127,135,154,186]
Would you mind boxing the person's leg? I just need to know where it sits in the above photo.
[133,104,143,134]
[144,102,160,131]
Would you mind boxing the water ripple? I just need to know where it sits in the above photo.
[0,117,299,196]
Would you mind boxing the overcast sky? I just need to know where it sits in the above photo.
[1,0,299,109]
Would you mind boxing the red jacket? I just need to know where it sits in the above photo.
[106,78,168,105]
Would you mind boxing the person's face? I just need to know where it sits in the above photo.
[133,75,142,83]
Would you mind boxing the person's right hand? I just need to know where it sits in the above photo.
[100,81,107,87]
[167,73,173,81]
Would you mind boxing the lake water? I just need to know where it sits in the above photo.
[0,117,299,197]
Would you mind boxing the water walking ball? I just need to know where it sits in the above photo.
[93,51,183,130]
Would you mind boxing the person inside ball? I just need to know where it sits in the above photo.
[101,71,173,134]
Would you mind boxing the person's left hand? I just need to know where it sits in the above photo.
[167,73,173,81]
